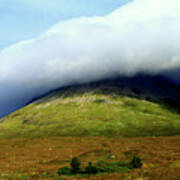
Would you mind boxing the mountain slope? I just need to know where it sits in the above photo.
[0,75,180,138]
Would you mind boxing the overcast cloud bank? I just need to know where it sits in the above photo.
[0,0,180,117]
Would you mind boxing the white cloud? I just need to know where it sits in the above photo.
[0,0,180,117]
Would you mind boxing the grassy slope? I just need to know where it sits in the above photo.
[0,87,180,138]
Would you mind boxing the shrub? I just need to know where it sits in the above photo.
[57,157,137,176]
[96,161,124,173]
[70,157,81,174]
[57,166,71,175]
[129,156,143,169]
[85,162,98,174]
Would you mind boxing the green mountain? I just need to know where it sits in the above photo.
[0,81,180,138]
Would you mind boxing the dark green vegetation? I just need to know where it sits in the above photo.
[129,156,143,169]
[85,162,98,174]
[57,156,141,176]
[70,157,81,174]
[0,86,180,138]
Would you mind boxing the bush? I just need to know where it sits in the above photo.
[95,161,126,173]
[129,156,143,169]
[70,157,81,174]
[57,166,71,175]
[85,162,98,174]
[57,156,140,176]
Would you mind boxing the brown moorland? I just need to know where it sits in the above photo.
[0,136,180,180]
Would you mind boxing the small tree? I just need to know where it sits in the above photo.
[70,157,81,174]
[85,162,98,174]
[130,156,143,169]
[57,166,71,175]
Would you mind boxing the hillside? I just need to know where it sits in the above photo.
[0,75,180,138]
[0,76,180,179]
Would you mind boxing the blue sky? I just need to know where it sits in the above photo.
[0,0,131,49]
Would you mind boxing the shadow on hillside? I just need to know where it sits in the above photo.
[159,98,180,114]
[32,83,180,115]
[27,74,180,115]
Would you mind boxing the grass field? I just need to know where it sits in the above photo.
[0,87,180,179]
[0,87,180,138]
[0,136,180,180]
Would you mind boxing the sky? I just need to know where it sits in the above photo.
[0,0,180,118]
[0,0,131,117]
[0,0,131,49]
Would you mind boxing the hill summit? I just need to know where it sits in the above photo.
[0,74,180,138]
